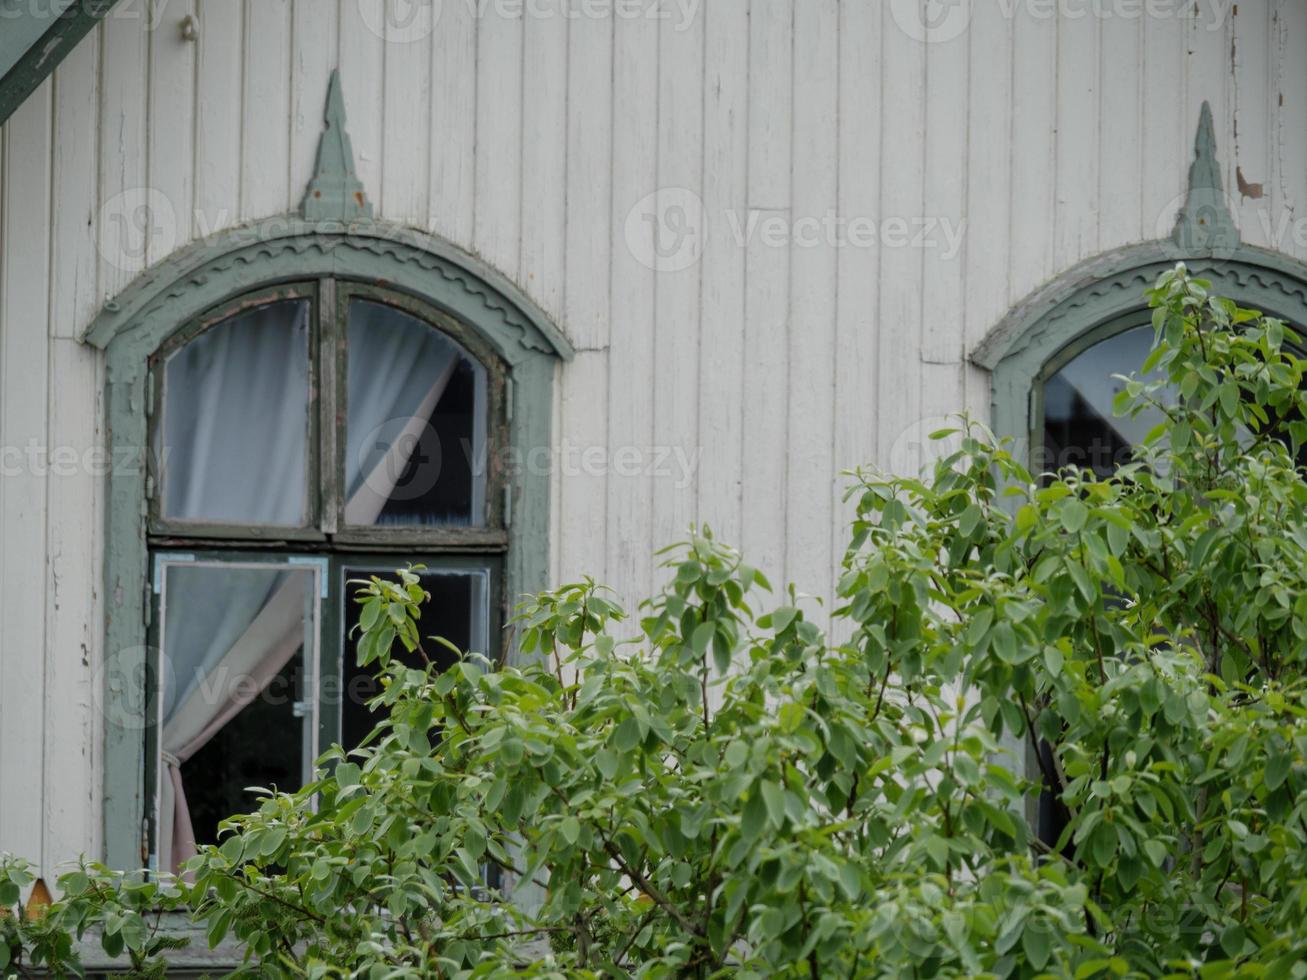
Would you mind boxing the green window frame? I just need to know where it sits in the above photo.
[83,221,573,868]
[974,243,1307,829]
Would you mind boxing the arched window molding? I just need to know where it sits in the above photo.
[85,73,572,868]
[974,102,1307,471]
[973,242,1307,464]
[971,102,1307,833]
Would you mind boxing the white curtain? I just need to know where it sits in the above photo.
[162,301,311,525]
[345,299,475,525]
[156,299,467,874]
[158,566,311,875]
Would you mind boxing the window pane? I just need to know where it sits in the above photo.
[1040,325,1170,479]
[160,299,310,526]
[338,566,489,751]
[345,299,488,527]
[156,561,318,873]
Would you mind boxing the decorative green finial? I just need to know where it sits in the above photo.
[301,70,373,222]
[1171,101,1238,254]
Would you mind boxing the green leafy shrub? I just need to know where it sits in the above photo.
[3,265,1307,977]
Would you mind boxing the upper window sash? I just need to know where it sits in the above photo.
[145,280,512,550]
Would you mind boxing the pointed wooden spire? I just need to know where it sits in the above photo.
[24,878,51,920]
[301,70,373,222]
[1171,101,1239,253]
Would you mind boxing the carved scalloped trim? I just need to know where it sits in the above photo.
[974,246,1307,371]
[86,221,573,362]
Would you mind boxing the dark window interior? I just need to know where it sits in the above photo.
[339,569,477,751]
[181,655,306,848]
[374,358,480,526]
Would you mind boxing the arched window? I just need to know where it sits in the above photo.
[140,280,519,872]
[86,222,570,872]
[977,247,1307,845]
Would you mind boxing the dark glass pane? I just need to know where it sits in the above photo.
[157,562,317,870]
[1039,325,1170,479]
[339,567,488,751]
[160,299,310,525]
[345,300,488,527]
[182,656,307,847]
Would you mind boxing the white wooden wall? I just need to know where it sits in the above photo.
[0,0,1304,872]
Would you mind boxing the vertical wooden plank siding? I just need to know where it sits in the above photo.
[555,5,612,585]
[44,35,105,868]
[290,0,340,202]
[562,6,613,349]
[961,2,1012,350]
[428,0,477,245]
[380,3,431,224]
[649,3,704,587]
[875,3,924,472]
[1230,2,1271,249]
[338,0,385,210]
[239,0,292,221]
[518,0,568,325]
[0,1,1305,868]
[1006,4,1057,306]
[918,5,969,539]
[739,0,792,588]
[1097,12,1142,250]
[194,0,242,236]
[831,0,881,608]
[786,0,838,612]
[473,4,524,278]
[0,82,53,872]
[146,0,197,261]
[604,9,658,610]
[696,0,748,550]
[1054,14,1100,271]
[97,12,148,305]
[1139,10,1186,246]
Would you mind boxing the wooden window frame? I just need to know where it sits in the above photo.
[85,221,572,869]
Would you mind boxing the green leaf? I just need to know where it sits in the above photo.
[335,762,361,788]
[741,789,767,843]
[1265,750,1292,791]
[925,835,949,868]
[1143,839,1169,868]
[1059,498,1089,533]
[689,620,715,655]
[559,816,581,846]
[959,503,983,536]
[611,716,642,752]
[760,780,786,829]
[1022,922,1052,970]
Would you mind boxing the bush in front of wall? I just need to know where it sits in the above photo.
[3,264,1307,978]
